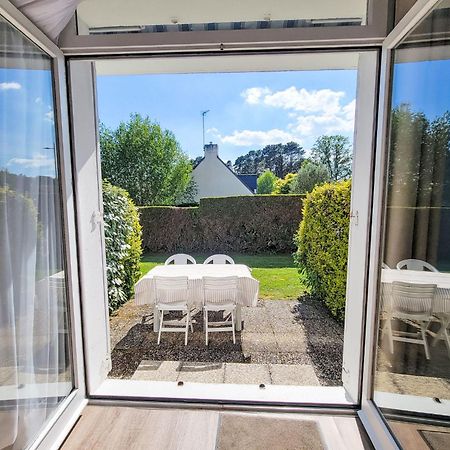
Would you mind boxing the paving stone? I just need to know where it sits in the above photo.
[224,363,271,385]
[131,360,179,381]
[240,332,279,354]
[274,333,308,353]
[270,363,320,386]
[176,361,225,384]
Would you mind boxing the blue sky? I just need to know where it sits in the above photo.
[2,59,449,178]
[0,67,56,178]
[97,70,358,162]
[392,59,450,119]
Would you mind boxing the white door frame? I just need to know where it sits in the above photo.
[0,2,86,449]
[357,1,443,449]
[69,49,379,406]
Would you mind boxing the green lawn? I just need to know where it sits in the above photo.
[139,253,308,300]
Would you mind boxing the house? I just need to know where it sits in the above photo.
[192,142,257,201]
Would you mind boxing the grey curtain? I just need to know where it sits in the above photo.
[11,0,81,41]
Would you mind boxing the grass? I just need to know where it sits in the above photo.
[139,253,309,300]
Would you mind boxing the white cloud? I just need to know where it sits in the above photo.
[215,87,356,151]
[0,82,21,91]
[342,99,356,121]
[263,87,345,115]
[35,97,43,104]
[241,87,271,105]
[8,153,54,169]
[44,110,54,122]
[220,129,297,147]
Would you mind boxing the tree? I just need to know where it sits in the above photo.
[290,161,330,194]
[273,173,297,194]
[311,135,352,181]
[234,142,305,177]
[100,114,194,206]
[256,170,278,194]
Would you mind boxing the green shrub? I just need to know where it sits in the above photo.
[140,195,304,254]
[256,170,278,194]
[294,180,351,320]
[102,180,142,313]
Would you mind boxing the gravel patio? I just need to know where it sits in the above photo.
[108,296,345,386]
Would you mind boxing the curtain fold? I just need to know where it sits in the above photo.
[10,0,81,41]
[0,15,72,449]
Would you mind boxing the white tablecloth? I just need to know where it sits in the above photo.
[134,264,259,308]
[381,269,450,314]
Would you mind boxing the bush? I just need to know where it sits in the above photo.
[140,195,304,254]
[294,180,351,320]
[290,161,330,194]
[102,180,142,313]
[256,170,278,194]
[274,173,297,194]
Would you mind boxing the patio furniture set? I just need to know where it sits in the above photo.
[381,258,450,360]
[134,254,259,346]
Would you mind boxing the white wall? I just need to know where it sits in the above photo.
[192,155,253,201]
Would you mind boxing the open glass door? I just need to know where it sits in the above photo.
[360,1,450,448]
[69,50,379,405]
[0,3,85,449]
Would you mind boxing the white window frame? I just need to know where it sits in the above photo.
[58,0,390,55]
[68,49,379,407]
[357,1,445,449]
[0,2,87,449]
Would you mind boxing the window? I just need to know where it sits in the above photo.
[76,0,368,35]
[0,15,73,449]
[372,0,450,441]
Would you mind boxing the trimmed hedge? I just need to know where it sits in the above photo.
[140,195,304,253]
[102,180,142,313]
[294,180,351,320]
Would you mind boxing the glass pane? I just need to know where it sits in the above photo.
[373,0,450,439]
[0,16,73,449]
[76,0,367,35]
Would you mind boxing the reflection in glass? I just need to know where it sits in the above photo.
[373,0,450,438]
[0,16,72,449]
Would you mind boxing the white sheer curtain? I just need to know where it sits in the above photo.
[0,15,72,449]
[10,0,81,41]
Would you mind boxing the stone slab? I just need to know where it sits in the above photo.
[224,363,271,385]
[270,363,320,386]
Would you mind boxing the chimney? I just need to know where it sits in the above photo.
[204,142,218,158]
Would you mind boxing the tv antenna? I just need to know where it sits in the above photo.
[201,110,210,148]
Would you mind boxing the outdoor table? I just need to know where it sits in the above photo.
[381,268,450,347]
[134,264,259,332]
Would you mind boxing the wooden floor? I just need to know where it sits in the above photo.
[61,405,372,450]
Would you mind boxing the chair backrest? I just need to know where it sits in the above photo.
[154,276,189,304]
[396,258,438,272]
[203,276,238,305]
[391,281,436,316]
[381,262,391,269]
[203,254,235,265]
[164,254,196,265]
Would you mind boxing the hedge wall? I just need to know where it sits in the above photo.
[294,180,351,320]
[103,180,142,313]
[140,195,304,253]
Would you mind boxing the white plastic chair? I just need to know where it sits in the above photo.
[382,281,436,359]
[396,259,438,272]
[164,254,196,265]
[154,276,193,345]
[382,262,391,269]
[203,254,235,265]
[202,276,238,345]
